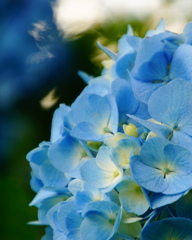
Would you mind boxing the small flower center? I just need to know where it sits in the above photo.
[162,167,174,178]
[114,170,119,177]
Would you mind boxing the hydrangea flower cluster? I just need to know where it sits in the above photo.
[27,20,192,240]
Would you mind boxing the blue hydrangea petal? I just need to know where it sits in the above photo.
[112,79,139,125]
[132,79,164,103]
[80,157,122,192]
[133,51,168,82]
[70,94,118,141]
[183,21,192,44]
[80,158,114,189]
[48,134,88,172]
[170,130,192,153]
[68,179,85,195]
[162,172,192,195]
[169,44,192,82]
[50,104,71,143]
[118,34,141,56]
[53,230,66,240]
[26,144,49,165]
[130,155,168,193]
[71,121,112,141]
[148,79,192,126]
[115,53,136,80]
[29,187,70,207]
[96,42,117,60]
[80,214,114,240]
[138,137,169,168]
[82,201,119,218]
[81,201,120,240]
[163,144,192,175]
[143,188,185,209]
[127,114,172,138]
[67,229,81,240]
[39,160,70,188]
[57,201,82,234]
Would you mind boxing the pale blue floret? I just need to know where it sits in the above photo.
[47,200,82,239]
[70,93,119,141]
[80,201,122,240]
[50,104,72,143]
[48,132,90,174]
[27,142,69,192]
[80,146,123,192]
[130,137,192,195]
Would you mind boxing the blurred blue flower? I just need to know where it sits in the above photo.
[0,0,69,108]
[131,137,192,195]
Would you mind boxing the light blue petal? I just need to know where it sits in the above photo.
[133,51,168,82]
[70,94,118,140]
[143,189,184,209]
[171,130,192,153]
[115,53,136,80]
[75,191,94,209]
[40,160,70,187]
[48,135,87,172]
[132,78,164,103]
[82,201,119,219]
[148,79,192,126]
[112,79,139,124]
[66,229,81,240]
[57,201,80,234]
[81,201,120,240]
[96,42,117,60]
[26,144,49,165]
[78,70,94,84]
[80,214,113,240]
[68,179,85,195]
[162,171,192,195]
[170,44,192,82]
[80,158,118,189]
[29,187,70,207]
[50,104,71,143]
[127,114,172,138]
[163,144,192,175]
[130,155,168,193]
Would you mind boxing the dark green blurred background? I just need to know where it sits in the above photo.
[1,0,191,239]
